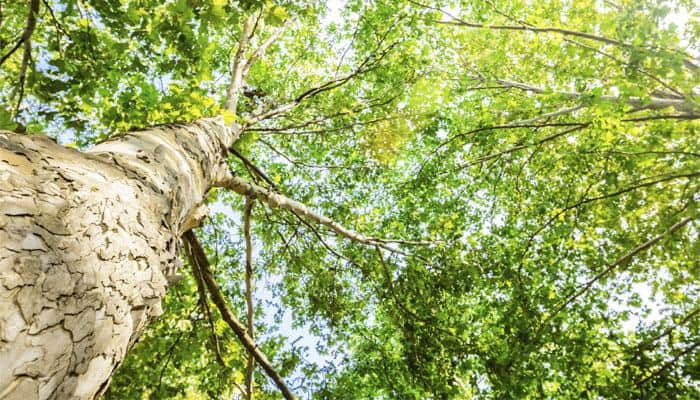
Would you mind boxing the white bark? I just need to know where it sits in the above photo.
[0,118,236,399]
[224,14,257,114]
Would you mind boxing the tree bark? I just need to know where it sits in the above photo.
[0,118,236,399]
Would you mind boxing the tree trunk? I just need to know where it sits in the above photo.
[0,118,236,399]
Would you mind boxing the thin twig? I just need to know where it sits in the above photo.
[562,38,686,98]
[0,37,24,68]
[157,330,187,392]
[420,121,584,176]
[260,139,370,171]
[454,124,589,171]
[636,308,700,351]
[291,210,357,265]
[243,41,399,128]
[541,216,694,328]
[524,171,700,255]
[636,341,700,387]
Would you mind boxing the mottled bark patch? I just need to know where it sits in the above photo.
[0,118,236,399]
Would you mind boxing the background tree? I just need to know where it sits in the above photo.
[0,0,698,398]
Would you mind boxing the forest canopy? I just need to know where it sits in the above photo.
[0,0,699,398]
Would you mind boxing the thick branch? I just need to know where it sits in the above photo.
[220,176,437,255]
[182,230,297,400]
[225,13,257,113]
[242,23,288,78]
[492,79,697,113]
[225,12,288,117]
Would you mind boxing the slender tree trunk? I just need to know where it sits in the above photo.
[243,199,255,400]
[0,118,236,399]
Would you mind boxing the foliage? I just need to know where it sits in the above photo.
[1,0,699,398]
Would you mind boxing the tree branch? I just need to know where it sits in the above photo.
[248,94,400,134]
[157,330,188,392]
[225,13,257,113]
[224,10,289,120]
[414,0,622,44]
[423,121,583,175]
[12,0,40,116]
[491,78,696,113]
[374,246,465,343]
[636,341,700,387]
[541,216,695,328]
[230,147,278,190]
[260,139,370,171]
[455,124,589,170]
[561,37,685,98]
[622,114,700,122]
[182,230,297,400]
[219,176,439,256]
[291,209,358,265]
[411,0,698,70]
[242,22,289,78]
[242,41,399,128]
[191,251,227,367]
[636,307,700,351]
[526,172,700,251]
[0,37,24,68]
[243,199,255,400]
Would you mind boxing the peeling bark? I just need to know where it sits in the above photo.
[0,117,236,399]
